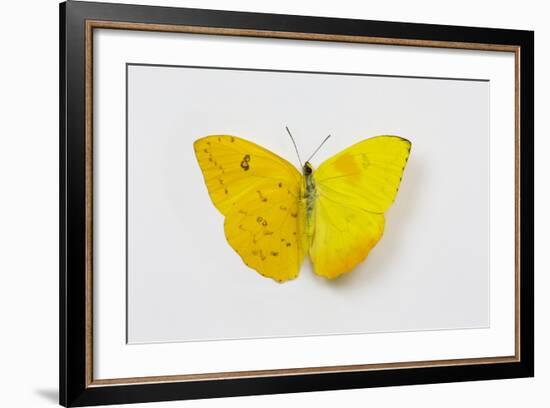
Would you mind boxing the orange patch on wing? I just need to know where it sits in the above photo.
[331,154,361,182]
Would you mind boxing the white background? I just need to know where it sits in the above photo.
[0,0,546,407]
[127,64,490,343]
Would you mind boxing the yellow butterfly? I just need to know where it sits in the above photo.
[194,130,411,283]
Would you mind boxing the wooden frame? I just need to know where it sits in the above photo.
[60,1,534,406]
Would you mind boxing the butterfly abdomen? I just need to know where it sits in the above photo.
[301,164,317,246]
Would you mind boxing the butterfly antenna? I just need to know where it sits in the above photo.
[306,134,331,163]
[285,126,303,167]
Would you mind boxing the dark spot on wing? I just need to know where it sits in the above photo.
[240,154,251,171]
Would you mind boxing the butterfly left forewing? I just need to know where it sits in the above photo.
[194,135,306,282]
[310,136,411,278]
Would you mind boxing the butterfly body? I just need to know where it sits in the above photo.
[301,162,317,245]
[194,134,411,282]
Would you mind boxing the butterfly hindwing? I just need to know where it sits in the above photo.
[194,135,306,282]
[310,136,411,278]
[309,197,385,279]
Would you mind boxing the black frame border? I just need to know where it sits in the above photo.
[60,1,534,406]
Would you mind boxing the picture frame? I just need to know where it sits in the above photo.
[59,1,534,406]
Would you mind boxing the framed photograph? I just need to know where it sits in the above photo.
[60,1,534,406]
